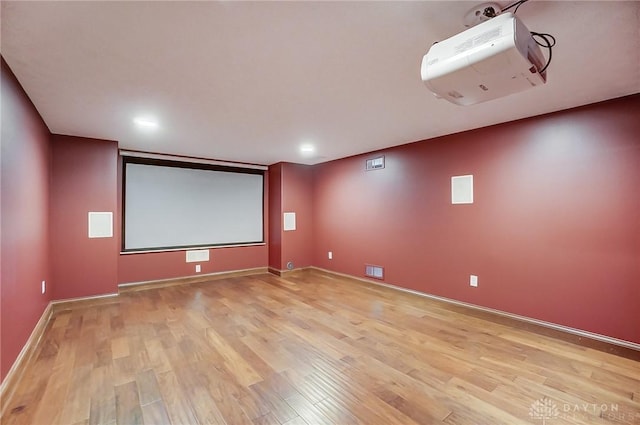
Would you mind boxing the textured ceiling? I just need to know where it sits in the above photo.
[2,1,639,165]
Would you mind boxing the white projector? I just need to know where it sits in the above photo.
[421,12,547,106]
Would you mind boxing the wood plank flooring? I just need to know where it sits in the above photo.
[2,270,639,424]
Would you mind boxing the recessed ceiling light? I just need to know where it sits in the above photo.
[133,116,159,130]
[300,144,315,154]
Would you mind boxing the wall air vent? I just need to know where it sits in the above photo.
[186,249,210,263]
[365,264,384,280]
[365,156,385,171]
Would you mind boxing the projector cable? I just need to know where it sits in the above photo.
[530,31,556,74]
[502,0,530,15]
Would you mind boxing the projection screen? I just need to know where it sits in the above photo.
[123,160,264,251]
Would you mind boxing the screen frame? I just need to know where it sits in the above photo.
[121,156,265,253]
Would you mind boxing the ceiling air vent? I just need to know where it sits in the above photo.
[365,264,384,280]
[365,156,385,171]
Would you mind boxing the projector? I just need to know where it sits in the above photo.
[421,12,547,106]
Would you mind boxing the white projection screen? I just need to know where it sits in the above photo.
[124,160,264,251]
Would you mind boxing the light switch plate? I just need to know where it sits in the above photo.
[470,275,478,287]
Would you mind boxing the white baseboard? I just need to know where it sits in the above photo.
[309,266,640,352]
[0,302,53,416]
[119,266,268,291]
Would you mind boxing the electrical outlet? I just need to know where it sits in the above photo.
[41,280,46,294]
[470,275,478,287]
[328,251,333,260]
[195,264,201,273]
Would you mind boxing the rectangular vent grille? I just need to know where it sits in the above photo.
[454,27,502,54]
[365,264,384,280]
[186,249,210,263]
[365,156,385,171]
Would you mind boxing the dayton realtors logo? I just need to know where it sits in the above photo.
[529,398,638,423]
[529,398,559,424]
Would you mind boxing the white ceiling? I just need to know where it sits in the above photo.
[2,1,639,166]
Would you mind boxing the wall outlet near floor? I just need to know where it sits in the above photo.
[328,251,333,260]
[470,275,478,287]
[195,264,201,273]
[41,280,46,294]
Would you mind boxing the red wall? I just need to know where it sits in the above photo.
[119,246,267,283]
[268,163,314,271]
[313,95,640,344]
[0,59,51,381]
[268,163,283,269]
[281,163,314,270]
[50,135,119,299]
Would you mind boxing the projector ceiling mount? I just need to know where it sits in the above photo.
[463,2,503,28]
[463,0,534,27]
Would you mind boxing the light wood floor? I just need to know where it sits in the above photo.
[2,270,639,425]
